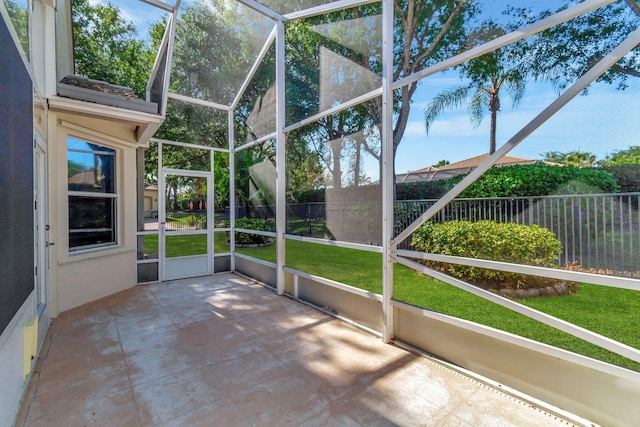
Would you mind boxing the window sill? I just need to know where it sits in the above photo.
[59,245,135,265]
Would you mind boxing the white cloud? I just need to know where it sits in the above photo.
[403,121,427,137]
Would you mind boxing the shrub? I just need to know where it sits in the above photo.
[396,180,448,200]
[225,217,275,245]
[602,165,640,193]
[287,188,325,203]
[411,220,564,290]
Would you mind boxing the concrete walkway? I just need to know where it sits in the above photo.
[15,273,581,426]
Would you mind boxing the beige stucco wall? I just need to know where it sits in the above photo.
[48,109,141,314]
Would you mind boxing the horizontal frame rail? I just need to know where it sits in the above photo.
[397,250,640,291]
[284,266,383,302]
[167,92,230,111]
[150,138,228,152]
[234,252,276,268]
[285,234,383,253]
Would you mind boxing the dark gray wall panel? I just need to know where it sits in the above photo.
[0,18,34,334]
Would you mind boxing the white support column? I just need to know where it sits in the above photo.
[157,142,165,281]
[275,19,286,295]
[228,110,236,271]
[160,2,180,117]
[381,0,395,343]
[208,149,214,274]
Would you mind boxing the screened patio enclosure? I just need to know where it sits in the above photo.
[110,0,640,424]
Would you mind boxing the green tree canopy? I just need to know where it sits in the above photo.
[5,0,29,54]
[447,163,618,198]
[542,151,597,168]
[599,146,640,166]
[71,0,155,98]
[509,0,640,93]
[432,159,450,168]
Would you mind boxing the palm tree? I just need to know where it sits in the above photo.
[424,23,528,155]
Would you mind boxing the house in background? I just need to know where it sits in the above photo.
[144,184,159,218]
[396,153,549,183]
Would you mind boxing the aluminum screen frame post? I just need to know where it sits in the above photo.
[275,19,286,295]
[381,0,395,343]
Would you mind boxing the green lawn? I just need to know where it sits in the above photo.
[142,233,228,258]
[140,234,640,371]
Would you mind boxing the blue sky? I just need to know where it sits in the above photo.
[393,72,640,173]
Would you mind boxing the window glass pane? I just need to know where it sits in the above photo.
[68,139,115,193]
[69,196,116,249]
[34,90,46,134]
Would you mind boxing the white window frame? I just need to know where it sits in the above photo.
[67,137,119,253]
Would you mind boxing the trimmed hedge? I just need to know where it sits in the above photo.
[445,163,618,198]
[226,217,275,245]
[396,180,448,200]
[286,164,623,204]
[411,220,563,290]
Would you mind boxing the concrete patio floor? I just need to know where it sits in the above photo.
[15,273,582,426]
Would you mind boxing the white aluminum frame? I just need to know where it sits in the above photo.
[167,92,231,112]
[157,0,640,385]
[159,168,213,281]
[275,19,287,295]
[285,234,383,253]
[284,266,384,302]
[398,250,640,291]
[380,0,395,342]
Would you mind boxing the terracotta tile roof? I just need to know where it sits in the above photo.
[412,165,439,173]
[398,154,549,183]
[437,154,537,171]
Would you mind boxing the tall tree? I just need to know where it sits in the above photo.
[424,22,527,154]
[385,0,476,182]
[71,0,154,97]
